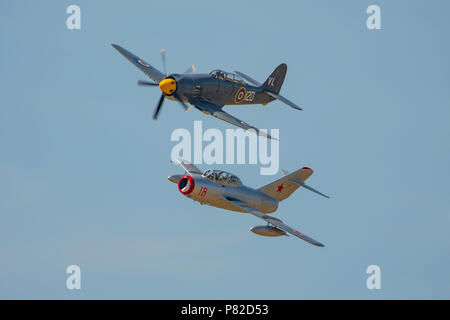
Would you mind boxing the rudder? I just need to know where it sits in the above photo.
[260,63,287,94]
[259,167,313,202]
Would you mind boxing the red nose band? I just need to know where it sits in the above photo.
[178,175,195,194]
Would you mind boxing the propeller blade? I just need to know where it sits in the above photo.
[160,49,167,75]
[173,93,190,112]
[153,94,165,120]
[183,65,196,74]
[137,80,158,86]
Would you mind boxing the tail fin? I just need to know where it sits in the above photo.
[259,167,329,201]
[260,63,287,94]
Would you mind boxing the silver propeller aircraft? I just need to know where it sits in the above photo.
[112,44,302,139]
[168,158,329,247]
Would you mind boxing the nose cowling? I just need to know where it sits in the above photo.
[159,77,177,95]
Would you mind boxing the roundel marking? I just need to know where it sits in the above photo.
[137,59,150,67]
[234,87,247,104]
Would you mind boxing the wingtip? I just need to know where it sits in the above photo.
[111,43,124,53]
[256,130,278,141]
[264,133,278,141]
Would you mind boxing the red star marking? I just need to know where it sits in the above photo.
[276,183,284,192]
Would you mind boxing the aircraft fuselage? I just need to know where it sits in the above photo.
[168,73,275,107]
[171,174,278,214]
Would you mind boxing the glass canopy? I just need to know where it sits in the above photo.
[202,169,243,186]
[209,70,244,84]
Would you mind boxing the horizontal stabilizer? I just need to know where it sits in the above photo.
[264,90,302,111]
[259,167,314,201]
[289,178,330,199]
[235,68,301,111]
[259,167,329,200]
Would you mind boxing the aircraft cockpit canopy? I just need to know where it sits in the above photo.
[202,169,243,186]
[209,70,244,84]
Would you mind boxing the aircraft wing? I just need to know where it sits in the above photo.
[189,99,276,140]
[173,158,203,175]
[223,197,324,247]
[111,44,166,84]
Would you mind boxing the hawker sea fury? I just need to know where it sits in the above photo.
[168,158,329,247]
[112,44,302,140]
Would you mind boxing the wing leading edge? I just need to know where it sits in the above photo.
[223,197,324,247]
[111,44,166,84]
[189,99,276,140]
[174,158,202,175]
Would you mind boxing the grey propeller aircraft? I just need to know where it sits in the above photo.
[112,44,302,139]
[168,158,329,247]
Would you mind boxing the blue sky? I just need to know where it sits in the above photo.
[1,0,449,299]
